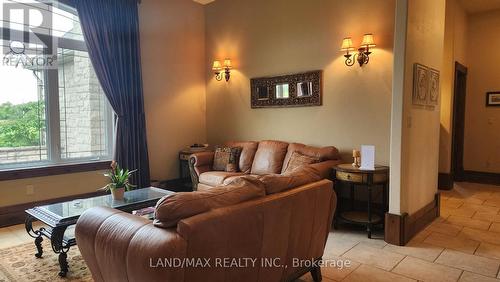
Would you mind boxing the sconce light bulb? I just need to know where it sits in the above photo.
[340,37,354,52]
[212,60,222,71]
[361,34,376,48]
[223,58,232,69]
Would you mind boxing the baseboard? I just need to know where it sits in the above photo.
[438,173,454,190]
[384,193,440,246]
[0,190,107,228]
[462,170,500,185]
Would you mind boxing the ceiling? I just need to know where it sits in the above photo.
[192,0,500,13]
[458,0,500,14]
[193,0,215,5]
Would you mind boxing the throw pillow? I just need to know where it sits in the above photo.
[154,176,265,228]
[212,146,243,172]
[283,151,320,174]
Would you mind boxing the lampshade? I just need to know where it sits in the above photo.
[223,58,232,69]
[340,37,354,51]
[212,60,222,71]
[361,34,376,48]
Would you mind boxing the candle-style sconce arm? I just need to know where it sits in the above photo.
[341,34,375,67]
[344,52,356,67]
[214,71,223,81]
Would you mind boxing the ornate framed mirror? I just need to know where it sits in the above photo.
[250,70,322,108]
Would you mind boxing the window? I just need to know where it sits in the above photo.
[0,0,113,170]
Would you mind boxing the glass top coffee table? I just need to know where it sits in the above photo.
[24,187,173,277]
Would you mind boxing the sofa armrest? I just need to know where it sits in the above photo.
[309,159,342,179]
[75,207,187,282]
[189,152,215,190]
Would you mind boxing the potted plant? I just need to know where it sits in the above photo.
[102,161,136,200]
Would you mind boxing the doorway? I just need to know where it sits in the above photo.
[451,62,467,182]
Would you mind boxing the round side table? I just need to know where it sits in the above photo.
[333,164,389,238]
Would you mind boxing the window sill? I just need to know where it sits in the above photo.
[0,161,112,181]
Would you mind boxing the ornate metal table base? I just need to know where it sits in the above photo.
[24,187,173,277]
[25,215,74,277]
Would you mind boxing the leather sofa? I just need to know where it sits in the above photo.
[189,140,341,190]
[75,175,337,282]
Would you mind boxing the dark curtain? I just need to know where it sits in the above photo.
[72,0,150,188]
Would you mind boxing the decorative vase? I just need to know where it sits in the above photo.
[111,187,125,200]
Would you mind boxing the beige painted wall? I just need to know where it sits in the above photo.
[205,0,395,163]
[0,171,107,207]
[140,0,207,181]
[439,0,467,173]
[400,0,446,214]
[463,9,500,173]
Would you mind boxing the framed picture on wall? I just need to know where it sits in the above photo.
[486,92,500,107]
[412,63,428,106]
[427,68,440,106]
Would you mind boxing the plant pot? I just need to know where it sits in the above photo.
[111,187,125,200]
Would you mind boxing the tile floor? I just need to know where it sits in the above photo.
[1,182,500,281]
[301,181,500,281]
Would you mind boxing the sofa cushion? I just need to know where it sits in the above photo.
[212,146,242,172]
[154,177,265,228]
[199,171,245,187]
[283,151,320,174]
[281,143,340,173]
[251,140,289,175]
[225,141,259,173]
[222,174,260,185]
[259,165,321,194]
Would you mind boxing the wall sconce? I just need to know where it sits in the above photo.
[212,58,232,81]
[340,34,376,67]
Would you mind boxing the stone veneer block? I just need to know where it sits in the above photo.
[424,232,479,254]
[459,272,500,282]
[342,243,404,271]
[383,241,444,262]
[435,249,500,277]
[460,227,500,245]
[475,242,500,260]
[426,222,463,236]
[343,264,415,282]
[392,256,462,282]
[445,215,491,230]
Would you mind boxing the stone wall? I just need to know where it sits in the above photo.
[0,146,47,163]
[58,49,109,160]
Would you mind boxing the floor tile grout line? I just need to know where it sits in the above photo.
[338,241,361,257]
[432,245,447,263]
[455,270,464,282]
[337,262,361,281]
[387,254,406,273]
[496,262,500,280]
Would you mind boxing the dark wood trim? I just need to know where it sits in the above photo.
[384,193,440,246]
[462,171,500,185]
[0,161,111,181]
[438,173,454,190]
[449,63,500,185]
[451,62,468,182]
[384,212,407,246]
[0,190,107,228]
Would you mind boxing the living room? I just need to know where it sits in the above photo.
[0,0,499,281]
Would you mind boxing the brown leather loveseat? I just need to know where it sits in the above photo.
[75,169,337,282]
[189,140,342,190]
